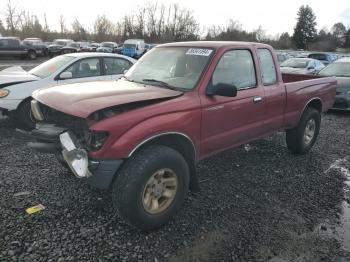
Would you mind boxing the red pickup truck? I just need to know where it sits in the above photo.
[29,41,337,230]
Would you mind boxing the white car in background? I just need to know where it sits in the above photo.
[0,53,136,128]
[280,58,325,75]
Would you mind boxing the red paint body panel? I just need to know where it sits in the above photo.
[33,41,337,161]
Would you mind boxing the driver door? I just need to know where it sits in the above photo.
[200,49,266,157]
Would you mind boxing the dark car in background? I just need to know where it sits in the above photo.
[318,57,350,110]
[22,38,48,57]
[0,36,38,59]
[308,53,336,66]
[60,42,93,54]
[96,42,118,53]
[48,39,74,57]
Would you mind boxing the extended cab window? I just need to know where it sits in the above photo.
[212,49,256,89]
[257,49,277,85]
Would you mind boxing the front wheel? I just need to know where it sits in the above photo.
[286,107,321,154]
[27,50,37,60]
[16,100,36,130]
[112,145,190,231]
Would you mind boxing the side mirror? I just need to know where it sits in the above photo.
[59,71,73,80]
[207,83,237,97]
[123,69,128,74]
[307,66,315,70]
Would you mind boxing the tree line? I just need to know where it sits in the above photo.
[0,1,349,51]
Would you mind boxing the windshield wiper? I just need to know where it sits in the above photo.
[30,73,41,78]
[142,78,176,90]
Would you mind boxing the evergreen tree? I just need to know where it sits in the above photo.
[292,5,317,50]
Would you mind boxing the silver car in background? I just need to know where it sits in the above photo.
[280,58,325,75]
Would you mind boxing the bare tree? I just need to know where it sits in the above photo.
[71,18,87,40]
[0,20,5,34]
[59,15,66,36]
[5,0,22,35]
[135,6,146,38]
[94,15,114,42]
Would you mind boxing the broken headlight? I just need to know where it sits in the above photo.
[86,131,109,151]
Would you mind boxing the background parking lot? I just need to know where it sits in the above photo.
[0,111,349,261]
[0,58,47,71]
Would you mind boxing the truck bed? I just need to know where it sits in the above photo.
[282,73,337,129]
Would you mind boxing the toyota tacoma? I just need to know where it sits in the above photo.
[28,41,337,230]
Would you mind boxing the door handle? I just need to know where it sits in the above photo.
[253,96,262,103]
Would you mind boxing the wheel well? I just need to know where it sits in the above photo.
[131,134,199,191]
[17,97,32,111]
[306,99,322,113]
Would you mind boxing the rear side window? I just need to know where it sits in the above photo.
[8,39,19,46]
[257,49,277,85]
[212,49,256,89]
[0,39,9,47]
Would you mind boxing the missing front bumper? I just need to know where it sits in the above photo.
[28,125,123,189]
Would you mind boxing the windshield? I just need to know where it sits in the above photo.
[29,55,75,78]
[54,40,68,46]
[102,43,113,48]
[309,54,327,60]
[124,44,136,48]
[125,46,213,90]
[280,58,309,68]
[318,62,350,77]
[23,40,40,45]
[68,43,80,48]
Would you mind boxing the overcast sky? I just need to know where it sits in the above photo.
[1,0,350,36]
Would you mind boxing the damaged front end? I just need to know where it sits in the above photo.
[28,100,122,188]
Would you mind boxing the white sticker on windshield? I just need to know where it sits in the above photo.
[186,48,213,56]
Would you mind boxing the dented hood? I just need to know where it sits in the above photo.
[32,79,183,118]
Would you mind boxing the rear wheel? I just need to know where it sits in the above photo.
[112,145,190,230]
[286,107,321,154]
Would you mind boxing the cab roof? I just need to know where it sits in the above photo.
[159,41,272,49]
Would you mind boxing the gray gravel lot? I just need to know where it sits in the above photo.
[0,112,350,262]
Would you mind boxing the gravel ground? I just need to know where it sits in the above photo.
[0,112,350,262]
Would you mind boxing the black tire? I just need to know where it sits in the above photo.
[286,107,321,154]
[16,100,36,130]
[112,145,190,231]
[27,50,37,60]
[49,52,54,58]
